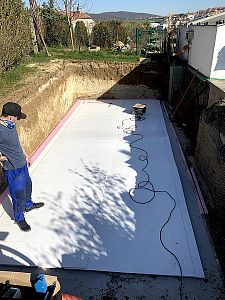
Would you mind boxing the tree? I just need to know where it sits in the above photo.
[108,20,127,45]
[91,21,128,49]
[0,0,32,75]
[41,4,70,46]
[50,0,90,50]
[91,22,111,49]
[62,0,75,49]
[74,21,89,50]
[29,0,50,55]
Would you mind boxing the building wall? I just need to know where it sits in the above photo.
[188,25,217,78]
[210,25,225,79]
[177,25,188,60]
[72,18,95,34]
[168,65,185,103]
[169,61,225,207]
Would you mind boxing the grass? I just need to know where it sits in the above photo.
[0,64,37,96]
[57,49,139,63]
[0,48,139,96]
[29,48,139,63]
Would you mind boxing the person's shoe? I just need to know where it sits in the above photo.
[25,202,44,212]
[16,220,31,232]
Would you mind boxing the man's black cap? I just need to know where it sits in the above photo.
[2,102,26,120]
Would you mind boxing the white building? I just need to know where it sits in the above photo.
[71,6,95,35]
[177,13,225,79]
[188,24,225,79]
[186,13,195,21]
[150,22,160,28]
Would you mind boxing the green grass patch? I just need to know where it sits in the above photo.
[0,64,36,96]
[29,48,139,64]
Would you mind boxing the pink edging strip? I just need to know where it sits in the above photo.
[0,100,82,204]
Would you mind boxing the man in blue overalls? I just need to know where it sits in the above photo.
[0,102,44,232]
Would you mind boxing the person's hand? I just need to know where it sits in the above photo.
[0,152,8,162]
[25,154,32,167]
[0,152,7,167]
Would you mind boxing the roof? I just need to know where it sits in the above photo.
[188,11,225,25]
[72,11,92,21]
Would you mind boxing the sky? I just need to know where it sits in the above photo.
[26,0,225,16]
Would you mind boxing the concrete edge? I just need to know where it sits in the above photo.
[161,101,224,283]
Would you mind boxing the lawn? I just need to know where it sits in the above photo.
[30,48,139,63]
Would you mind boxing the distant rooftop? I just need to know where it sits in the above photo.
[72,10,92,21]
[61,5,92,20]
[188,11,225,25]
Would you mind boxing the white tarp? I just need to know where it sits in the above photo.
[0,99,204,278]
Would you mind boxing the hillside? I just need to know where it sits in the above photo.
[90,11,161,20]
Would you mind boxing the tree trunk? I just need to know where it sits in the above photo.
[29,0,50,56]
[29,16,38,53]
[65,0,75,50]
[68,17,75,50]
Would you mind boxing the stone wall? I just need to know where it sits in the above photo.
[170,65,225,208]
[208,81,225,108]
[195,103,225,207]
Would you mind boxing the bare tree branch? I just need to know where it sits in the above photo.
[85,1,93,14]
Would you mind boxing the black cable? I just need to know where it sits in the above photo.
[117,114,183,300]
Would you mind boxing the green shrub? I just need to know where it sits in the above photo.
[0,0,32,75]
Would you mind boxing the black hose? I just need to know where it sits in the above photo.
[117,114,183,300]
